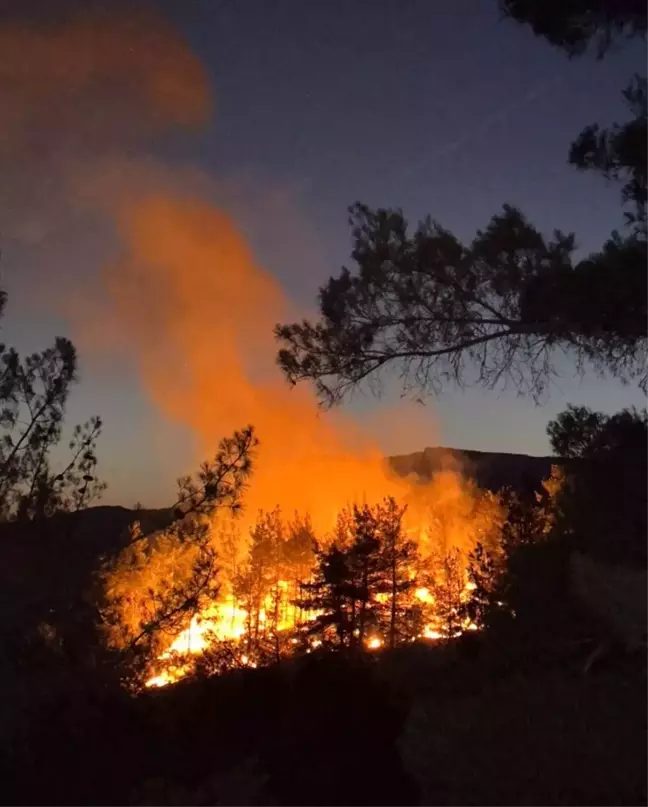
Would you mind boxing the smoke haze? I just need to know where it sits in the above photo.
[0,2,446,527]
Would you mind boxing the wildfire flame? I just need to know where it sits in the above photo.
[141,529,484,688]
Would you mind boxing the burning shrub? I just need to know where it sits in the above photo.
[99,426,256,684]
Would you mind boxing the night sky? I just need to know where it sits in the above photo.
[0,0,645,506]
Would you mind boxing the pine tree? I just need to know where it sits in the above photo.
[296,544,356,648]
[430,548,466,639]
[346,504,384,646]
[236,507,285,657]
[297,498,421,651]
[283,513,316,625]
[375,497,418,648]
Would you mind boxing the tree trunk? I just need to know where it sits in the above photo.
[390,550,397,650]
[358,558,368,645]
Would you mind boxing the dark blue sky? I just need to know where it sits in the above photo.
[2,0,645,505]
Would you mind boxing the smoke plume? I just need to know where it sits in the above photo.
[0,3,210,245]
[0,3,495,546]
[106,194,417,530]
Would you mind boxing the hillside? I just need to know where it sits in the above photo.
[389,446,561,495]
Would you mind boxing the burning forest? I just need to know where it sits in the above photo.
[2,4,646,805]
[91,197,512,689]
[100,426,509,689]
[0,1,516,691]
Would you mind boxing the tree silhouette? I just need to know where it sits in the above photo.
[0,291,106,520]
[504,2,646,241]
[548,406,647,565]
[297,543,356,648]
[375,497,418,648]
[297,506,385,650]
[236,506,286,659]
[571,75,646,229]
[463,468,564,631]
[276,3,646,407]
[283,513,316,625]
[297,499,420,650]
[277,203,646,405]
[462,541,504,630]
[346,504,385,646]
[547,404,608,458]
[173,426,257,520]
[499,0,646,57]
[428,548,466,639]
[100,425,257,678]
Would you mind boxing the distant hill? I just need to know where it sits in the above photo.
[389,446,562,495]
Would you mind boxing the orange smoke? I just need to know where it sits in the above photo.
[0,3,212,254]
[106,195,414,533]
[1,2,496,552]
[0,6,210,157]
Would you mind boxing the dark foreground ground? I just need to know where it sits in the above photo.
[398,650,647,805]
[0,506,644,805]
[1,633,645,806]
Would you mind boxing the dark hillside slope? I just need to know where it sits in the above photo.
[389,446,562,494]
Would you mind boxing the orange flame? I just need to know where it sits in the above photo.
[93,197,503,687]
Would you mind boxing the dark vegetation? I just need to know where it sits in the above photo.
[1,1,646,805]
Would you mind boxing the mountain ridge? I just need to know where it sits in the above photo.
[388,445,561,495]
